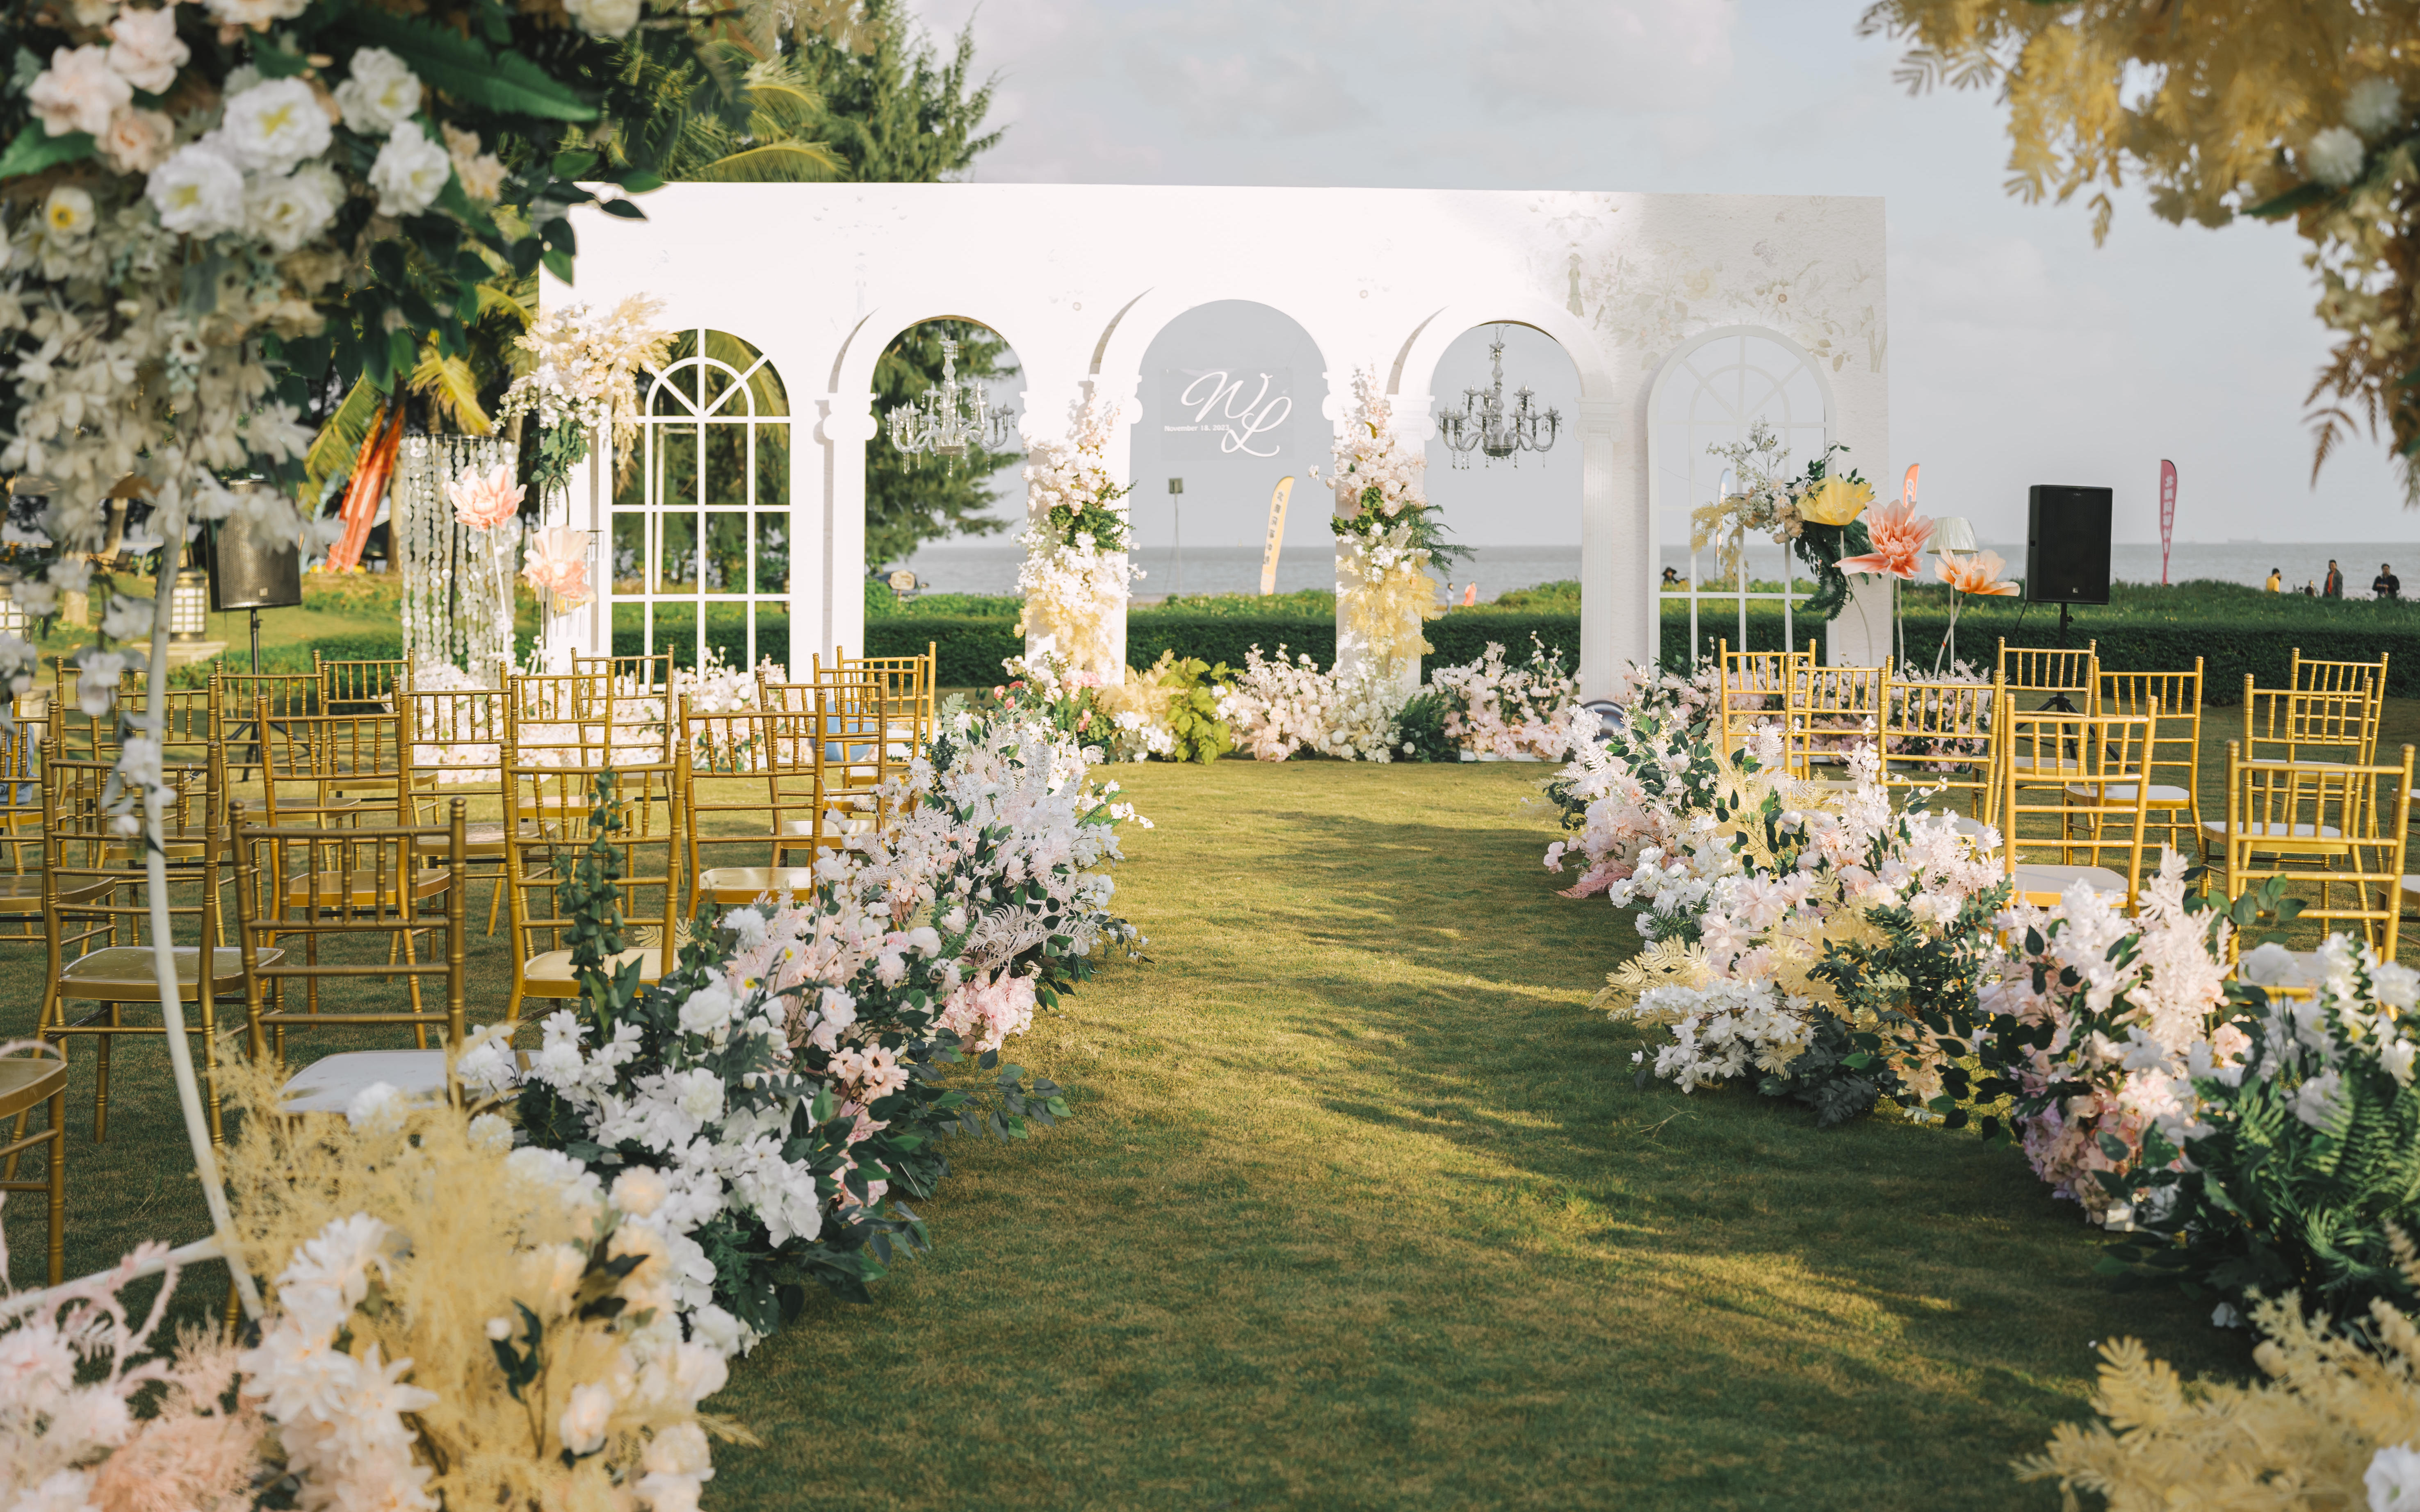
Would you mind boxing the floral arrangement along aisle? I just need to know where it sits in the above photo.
[1691,421,1876,620]
[1315,371,1452,701]
[1018,401,1137,684]
[468,704,1147,1347]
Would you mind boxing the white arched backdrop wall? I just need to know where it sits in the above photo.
[545,185,1893,694]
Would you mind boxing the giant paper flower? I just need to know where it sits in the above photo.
[448,462,525,531]
[522,527,591,610]
[1936,549,2019,596]
[1797,474,1873,527]
[1838,499,1932,579]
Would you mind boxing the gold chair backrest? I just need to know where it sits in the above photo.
[2290,647,2386,759]
[2242,676,2374,766]
[228,798,470,1056]
[315,652,408,713]
[1881,674,2002,822]
[2219,741,2413,959]
[1785,658,1891,779]
[255,704,414,829]
[404,686,508,797]
[1997,694,2156,910]
[830,642,937,749]
[499,731,686,987]
[41,753,221,975]
[1715,640,1807,758]
[1997,640,2099,713]
[2098,662,2204,849]
[680,704,831,908]
[573,651,674,697]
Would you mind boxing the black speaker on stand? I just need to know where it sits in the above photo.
[2023,484,2112,710]
[203,509,303,674]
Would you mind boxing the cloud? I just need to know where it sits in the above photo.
[1121,43,1373,138]
[1464,0,1736,114]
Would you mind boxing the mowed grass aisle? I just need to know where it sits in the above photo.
[711,761,2240,1512]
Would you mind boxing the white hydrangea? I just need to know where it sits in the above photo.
[2307,125,2367,188]
[564,0,643,38]
[2348,77,2404,139]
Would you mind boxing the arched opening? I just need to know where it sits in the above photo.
[613,330,791,670]
[1129,301,1331,601]
[869,318,1024,594]
[1420,321,1583,610]
[1647,326,1836,666]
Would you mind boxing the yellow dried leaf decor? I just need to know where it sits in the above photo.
[1596,937,1711,1017]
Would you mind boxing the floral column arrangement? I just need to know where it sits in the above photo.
[1017,400,1137,684]
[1317,369,1448,700]
[497,296,672,669]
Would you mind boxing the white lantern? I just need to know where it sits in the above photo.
[1931,515,1979,554]
[170,567,210,641]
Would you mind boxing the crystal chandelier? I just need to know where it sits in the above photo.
[1437,331,1561,468]
[886,337,1015,467]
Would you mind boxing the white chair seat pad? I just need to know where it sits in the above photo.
[281,1049,451,1115]
[2064,783,2190,804]
[2198,820,2344,840]
[2012,863,2129,902]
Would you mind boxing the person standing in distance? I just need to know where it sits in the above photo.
[2267,567,2283,592]
[2326,560,2345,597]
[2377,563,2402,600]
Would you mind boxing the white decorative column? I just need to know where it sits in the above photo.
[541,438,609,672]
[1827,576,1897,667]
[812,391,877,672]
[1576,396,1625,699]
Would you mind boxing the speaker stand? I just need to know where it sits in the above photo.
[2041,602,2079,713]
[249,606,262,674]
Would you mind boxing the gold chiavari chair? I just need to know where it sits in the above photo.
[682,703,829,909]
[2242,676,2374,768]
[823,642,938,751]
[1998,695,2156,910]
[1784,658,1891,784]
[212,669,321,781]
[0,722,51,942]
[574,651,675,700]
[405,686,515,934]
[2217,742,2413,963]
[315,651,408,714]
[231,797,468,1062]
[1713,639,1809,760]
[500,709,685,1024]
[2087,662,2204,857]
[1882,673,2003,824]
[1997,639,2099,715]
[0,1041,67,1283]
[794,670,908,852]
[40,754,262,1143]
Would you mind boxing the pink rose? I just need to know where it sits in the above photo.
[97,106,173,173]
[29,46,131,138]
[520,526,590,609]
[107,7,188,94]
[447,461,525,531]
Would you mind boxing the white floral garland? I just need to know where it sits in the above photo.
[1017,401,1137,682]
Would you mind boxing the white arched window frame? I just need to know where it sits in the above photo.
[614,331,791,671]
[1646,326,1836,667]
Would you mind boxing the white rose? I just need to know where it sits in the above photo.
[218,78,331,173]
[675,980,737,1036]
[334,46,421,135]
[557,1382,614,1456]
[368,121,452,217]
[28,46,132,137]
[244,164,338,252]
[97,106,174,173]
[2368,1443,2420,1512]
[106,7,188,93]
[564,0,643,38]
[98,593,153,640]
[201,0,308,25]
[150,138,252,235]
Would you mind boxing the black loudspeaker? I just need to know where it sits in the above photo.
[2024,485,2113,605]
[205,517,303,611]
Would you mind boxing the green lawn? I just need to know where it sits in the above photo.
[0,750,2263,1510]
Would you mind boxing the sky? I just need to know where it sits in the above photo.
[907,0,2409,555]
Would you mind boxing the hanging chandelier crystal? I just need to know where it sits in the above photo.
[886,337,1016,467]
[1437,330,1561,468]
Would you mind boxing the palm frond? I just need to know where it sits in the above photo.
[303,377,385,499]
[691,141,843,182]
[410,350,495,436]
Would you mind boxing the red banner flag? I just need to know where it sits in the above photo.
[2159,460,2178,585]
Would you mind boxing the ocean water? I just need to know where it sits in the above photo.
[898,540,2420,600]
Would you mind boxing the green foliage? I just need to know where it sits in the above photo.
[1488,580,1580,612]
[1804,885,2012,1129]
[1394,689,1457,763]
[1152,655,1233,764]
[794,0,1002,184]
[1156,589,1338,617]
[1759,1015,1897,1127]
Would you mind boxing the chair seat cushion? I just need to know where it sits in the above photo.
[2011,863,2130,904]
[2064,782,2191,805]
[520,947,661,990]
[414,822,522,857]
[701,866,821,902]
[279,1049,452,1116]
[0,1053,66,1118]
[0,874,110,913]
[60,944,281,992]
[2198,820,2344,840]
[2010,756,2085,774]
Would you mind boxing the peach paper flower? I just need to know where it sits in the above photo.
[447,462,525,531]
[522,526,591,609]
[1935,549,2018,596]
[1837,499,1932,579]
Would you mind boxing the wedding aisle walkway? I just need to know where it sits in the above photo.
[707,761,2239,1511]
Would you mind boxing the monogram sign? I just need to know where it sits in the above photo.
[1160,368,1293,459]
